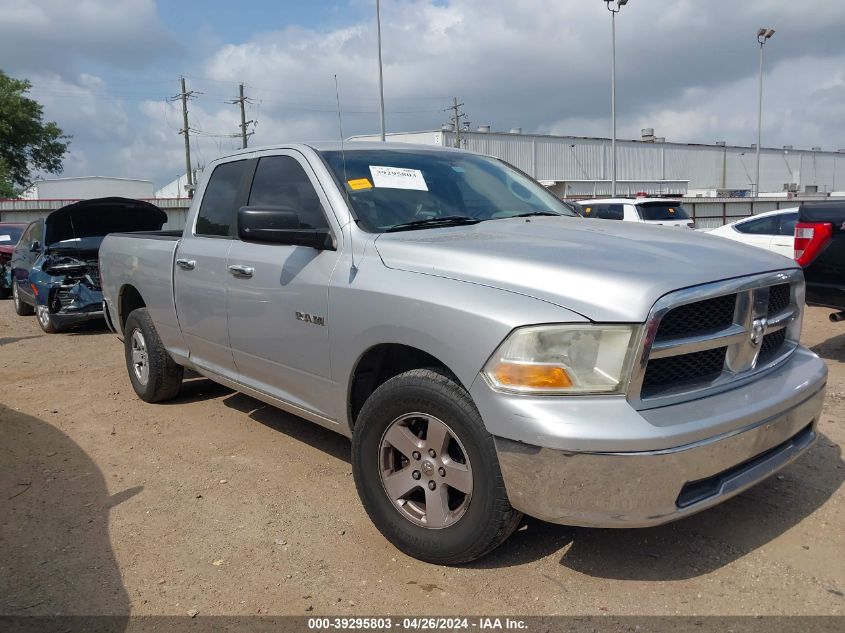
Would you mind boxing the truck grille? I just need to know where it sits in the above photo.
[631,271,802,408]
[655,294,736,340]
[642,346,727,397]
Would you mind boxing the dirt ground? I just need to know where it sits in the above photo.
[1,300,843,617]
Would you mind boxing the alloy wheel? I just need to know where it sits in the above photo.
[378,413,473,529]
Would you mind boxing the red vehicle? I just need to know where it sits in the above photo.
[0,223,27,299]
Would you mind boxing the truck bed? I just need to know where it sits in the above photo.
[99,232,185,355]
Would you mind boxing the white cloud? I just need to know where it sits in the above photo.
[6,0,845,187]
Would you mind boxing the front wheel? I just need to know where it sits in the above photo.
[36,305,59,333]
[12,283,34,316]
[124,307,183,403]
[352,368,522,564]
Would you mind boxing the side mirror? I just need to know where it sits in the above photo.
[29,241,40,253]
[237,206,335,250]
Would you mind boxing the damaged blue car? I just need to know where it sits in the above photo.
[10,197,167,333]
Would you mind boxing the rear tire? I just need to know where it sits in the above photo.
[124,307,183,403]
[13,283,34,316]
[352,368,522,564]
[36,305,59,333]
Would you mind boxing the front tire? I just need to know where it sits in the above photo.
[352,368,522,564]
[13,283,34,316]
[124,308,183,403]
[36,305,59,333]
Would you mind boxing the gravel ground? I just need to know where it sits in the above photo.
[1,300,843,617]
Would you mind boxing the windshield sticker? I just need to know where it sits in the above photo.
[0,235,11,242]
[347,177,373,191]
[369,166,429,191]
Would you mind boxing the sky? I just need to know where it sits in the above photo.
[2,0,845,189]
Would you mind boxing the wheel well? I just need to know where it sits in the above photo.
[118,285,146,331]
[349,344,452,426]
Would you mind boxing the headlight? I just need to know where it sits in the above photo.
[483,324,640,395]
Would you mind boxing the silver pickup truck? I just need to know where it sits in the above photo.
[100,142,827,564]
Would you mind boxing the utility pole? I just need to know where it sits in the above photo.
[172,77,196,197]
[376,0,387,141]
[446,97,466,148]
[228,83,254,149]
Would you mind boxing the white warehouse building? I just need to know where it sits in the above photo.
[351,128,845,198]
[20,176,155,201]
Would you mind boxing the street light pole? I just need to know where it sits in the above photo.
[605,0,628,198]
[756,27,775,197]
[376,0,386,142]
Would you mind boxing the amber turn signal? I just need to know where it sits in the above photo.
[492,363,573,389]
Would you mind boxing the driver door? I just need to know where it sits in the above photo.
[225,151,342,419]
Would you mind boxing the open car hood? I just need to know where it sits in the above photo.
[45,197,167,245]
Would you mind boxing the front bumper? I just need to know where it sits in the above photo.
[476,346,827,527]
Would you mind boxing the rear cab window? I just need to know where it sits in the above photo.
[636,202,690,221]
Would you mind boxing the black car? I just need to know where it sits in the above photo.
[795,201,845,318]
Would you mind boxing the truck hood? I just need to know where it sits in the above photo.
[45,197,167,245]
[374,216,799,322]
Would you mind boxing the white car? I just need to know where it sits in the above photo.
[580,198,695,228]
[708,208,798,258]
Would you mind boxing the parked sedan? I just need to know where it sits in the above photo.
[11,197,167,333]
[0,223,27,298]
[707,208,798,258]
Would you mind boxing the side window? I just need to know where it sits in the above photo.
[19,223,35,250]
[248,156,329,230]
[596,204,624,221]
[735,216,779,235]
[196,160,249,237]
[778,212,798,236]
[20,222,41,250]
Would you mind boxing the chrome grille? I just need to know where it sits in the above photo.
[767,283,790,316]
[630,271,803,409]
[642,346,727,397]
[655,294,736,340]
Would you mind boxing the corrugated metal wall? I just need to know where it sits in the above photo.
[355,131,845,194]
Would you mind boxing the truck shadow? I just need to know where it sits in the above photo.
[470,433,843,578]
[222,392,352,463]
[0,404,137,618]
[811,332,845,362]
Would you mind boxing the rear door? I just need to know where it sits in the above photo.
[731,214,780,253]
[173,158,253,378]
[225,151,341,419]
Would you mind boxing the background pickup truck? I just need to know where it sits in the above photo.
[795,201,845,319]
[100,142,827,564]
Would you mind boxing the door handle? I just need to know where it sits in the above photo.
[228,264,255,278]
[176,258,196,271]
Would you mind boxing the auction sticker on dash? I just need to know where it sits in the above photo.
[369,165,429,191]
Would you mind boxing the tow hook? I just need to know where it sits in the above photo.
[829,311,845,323]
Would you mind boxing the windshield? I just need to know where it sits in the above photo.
[47,236,105,252]
[320,149,578,232]
[0,226,25,245]
[637,202,690,221]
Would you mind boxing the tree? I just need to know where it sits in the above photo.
[0,70,70,197]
